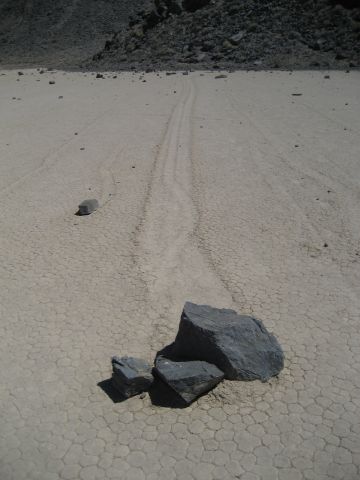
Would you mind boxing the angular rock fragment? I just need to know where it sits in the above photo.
[77,199,99,215]
[229,31,245,45]
[112,356,153,398]
[171,302,284,381]
[154,355,224,405]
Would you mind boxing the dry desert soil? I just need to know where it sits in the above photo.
[0,69,360,480]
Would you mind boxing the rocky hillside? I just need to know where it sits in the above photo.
[0,0,151,67]
[92,0,360,70]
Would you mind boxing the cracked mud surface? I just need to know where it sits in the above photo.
[0,69,359,480]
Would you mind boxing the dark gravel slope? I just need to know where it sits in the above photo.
[0,0,151,67]
[92,0,360,70]
[0,0,359,69]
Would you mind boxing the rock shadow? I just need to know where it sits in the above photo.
[97,378,128,403]
[148,376,188,409]
[98,374,188,409]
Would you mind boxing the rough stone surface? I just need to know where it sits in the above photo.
[154,355,224,404]
[92,0,360,70]
[171,302,284,381]
[78,199,99,215]
[112,356,153,398]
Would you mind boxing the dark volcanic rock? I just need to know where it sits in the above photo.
[112,356,153,398]
[154,355,224,404]
[77,199,99,215]
[1,0,360,69]
[171,302,284,381]
[92,0,360,71]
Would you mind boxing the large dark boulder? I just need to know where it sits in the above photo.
[171,302,284,381]
[112,356,153,398]
[154,355,224,404]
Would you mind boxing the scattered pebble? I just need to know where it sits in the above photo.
[77,199,99,216]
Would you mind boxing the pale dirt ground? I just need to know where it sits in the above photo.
[0,69,359,480]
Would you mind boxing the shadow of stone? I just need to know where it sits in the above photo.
[98,376,187,408]
[148,377,188,409]
[156,342,179,360]
[97,378,127,403]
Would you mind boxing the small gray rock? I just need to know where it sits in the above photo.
[155,356,224,405]
[77,199,99,215]
[214,74,227,79]
[112,356,153,399]
[229,31,245,45]
[171,302,284,381]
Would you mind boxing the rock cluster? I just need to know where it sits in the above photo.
[92,0,360,70]
[111,302,284,405]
